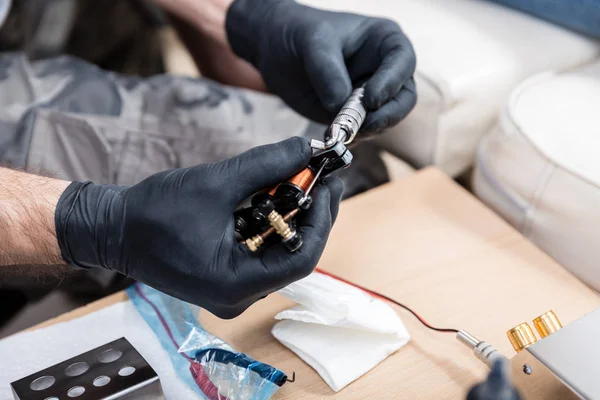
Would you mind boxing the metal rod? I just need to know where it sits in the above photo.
[456,330,507,368]
[457,330,480,348]
[300,160,328,204]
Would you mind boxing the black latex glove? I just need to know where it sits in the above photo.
[466,359,522,400]
[226,0,417,135]
[55,137,344,319]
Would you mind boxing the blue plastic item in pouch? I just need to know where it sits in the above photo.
[127,283,288,400]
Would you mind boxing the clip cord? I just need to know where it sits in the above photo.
[314,268,460,334]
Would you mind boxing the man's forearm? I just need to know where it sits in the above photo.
[155,0,266,91]
[153,0,233,46]
[0,168,70,266]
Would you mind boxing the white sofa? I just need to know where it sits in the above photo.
[304,0,600,289]
[474,61,600,291]
[303,0,600,176]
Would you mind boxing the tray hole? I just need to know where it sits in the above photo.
[118,366,136,377]
[30,376,55,391]
[98,349,122,363]
[93,376,111,387]
[67,386,85,397]
[65,362,89,377]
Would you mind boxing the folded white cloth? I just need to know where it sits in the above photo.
[273,272,410,392]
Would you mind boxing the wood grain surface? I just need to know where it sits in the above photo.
[31,168,600,399]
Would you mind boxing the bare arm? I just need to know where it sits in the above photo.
[0,167,70,267]
[153,0,233,46]
[154,0,266,91]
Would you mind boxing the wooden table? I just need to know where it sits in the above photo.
[33,168,600,399]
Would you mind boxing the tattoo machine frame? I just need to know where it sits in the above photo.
[234,88,367,253]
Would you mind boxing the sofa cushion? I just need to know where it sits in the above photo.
[302,0,600,175]
[474,61,600,290]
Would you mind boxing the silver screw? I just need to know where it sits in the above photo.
[523,364,533,375]
[310,139,326,150]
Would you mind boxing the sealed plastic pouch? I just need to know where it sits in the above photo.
[127,283,288,400]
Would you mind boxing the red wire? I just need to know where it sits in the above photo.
[134,283,193,362]
[314,268,459,334]
[134,283,230,400]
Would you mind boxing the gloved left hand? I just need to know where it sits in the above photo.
[226,0,417,135]
[54,137,343,319]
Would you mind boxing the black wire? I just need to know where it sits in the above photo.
[318,269,460,334]
[370,291,460,334]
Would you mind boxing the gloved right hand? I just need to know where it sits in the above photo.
[54,137,343,319]
[226,0,417,134]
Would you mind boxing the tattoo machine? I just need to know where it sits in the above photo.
[234,87,366,253]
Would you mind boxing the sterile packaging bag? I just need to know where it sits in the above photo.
[127,283,289,400]
[273,271,410,392]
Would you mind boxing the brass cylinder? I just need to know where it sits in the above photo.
[533,310,562,338]
[507,323,537,353]
[267,210,295,241]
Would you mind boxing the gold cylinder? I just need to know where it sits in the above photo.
[507,322,537,353]
[267,211,294,241]
[533,310,562,338]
